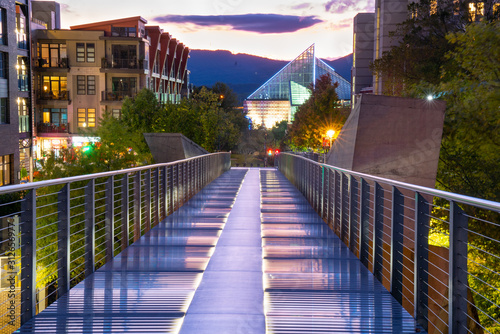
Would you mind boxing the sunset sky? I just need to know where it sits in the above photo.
[57,0,375,60]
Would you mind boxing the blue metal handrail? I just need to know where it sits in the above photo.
[277,152,500,334]
[0,153,230,332]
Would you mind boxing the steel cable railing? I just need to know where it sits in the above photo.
[0,153,230,332]
[277,152,500,334]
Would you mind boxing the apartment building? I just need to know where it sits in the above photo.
[32,16,190,156]
[0,0,32,186]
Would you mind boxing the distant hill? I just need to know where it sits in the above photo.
[188,50,352,103]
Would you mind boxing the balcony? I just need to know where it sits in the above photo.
[37,57,69,69]
[37,122,69,134]
[101,89,137,102]
[38,90,70,101]
[19,115,29,133]
[101,58,146,72]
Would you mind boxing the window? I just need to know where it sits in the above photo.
[112,109,121,119]
[469,2,484,21]
[43,108,67,125]
[39,43,67,67]
[16,5,27,49]
[86,43,95,62]
[0,52,6,78]
[77,75,85,95]
[112,45,137,68]
[111,26,136,37]
[0,8,6,45]
[41,76,67,99]
[17,57,28,91]
[76,43,85,62]
[0,98,7,124]
[0,155,12,186]
[87,75,96,95]
[112,77,137,94]
[78,108,95,127]
[18,98,29,133]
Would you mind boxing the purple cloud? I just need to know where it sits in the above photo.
[291,3,313,10]
[153,14,323,34]
[324,0,374,13]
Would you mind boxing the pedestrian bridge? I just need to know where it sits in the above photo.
[0,153,498,333]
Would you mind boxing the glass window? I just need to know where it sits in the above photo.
[0,8,5,45]
[87,75,96,95]
[77,75,85,95]
[42,109,50,123]
[17,57,28,91]
[0,154,12,186]
[0,98,7,124]
[112,109,121,119]
[78,108,95,127]
[77,108,86,127]
[111,26,136,37]
[0,52,5,78]
[86,43,95,62]
[76,43,85,62]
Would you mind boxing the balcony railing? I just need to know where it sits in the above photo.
[38,90,70,101]
[102,57,145,70]
[277,152,500,334]
[101,89,137,101]
[19,115,29,133]
[0,153,230,332]
[37,122,69,133]
[38,57,68,68]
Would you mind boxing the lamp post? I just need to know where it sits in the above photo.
[217,94,224,151]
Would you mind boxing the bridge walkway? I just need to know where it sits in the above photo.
[17,168,417,333]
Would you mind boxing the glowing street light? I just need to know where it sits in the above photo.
[427,95,434,101]
[326,129,335,149]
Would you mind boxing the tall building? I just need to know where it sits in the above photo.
[351,13,375,104]
[243,44,351,128]
[0,0,32,186]
[32,16,190,156]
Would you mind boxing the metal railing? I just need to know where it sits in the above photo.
[0,153,230,332]
[277,152,500,334]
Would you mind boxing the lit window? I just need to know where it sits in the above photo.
[78,108,96,127]
[0,155,12,186]
[112,109,121,119]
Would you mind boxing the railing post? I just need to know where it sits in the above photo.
[133,171,141,242]
[20,190,36,325]
[373,182,384,281]
[169,165,174,215]
[144,169,151,233]
[153,167,160,225]
[120,174,130,251]
[449,201,469,334]
[57,184,70,297]
[359,178,370,267]
[390,186,404,304]
[341,173,349,243]
[85,179,95,277]
[161,166,167,220]
[105,176,115,263]
[334,171,340,236]
[414,193,429,332]
[348,176,358,254]
[327,169,334,230]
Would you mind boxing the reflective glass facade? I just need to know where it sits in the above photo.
[245,44,351,128]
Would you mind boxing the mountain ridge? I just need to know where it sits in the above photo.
[188,49,353,102]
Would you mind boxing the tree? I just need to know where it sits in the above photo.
[371,0,500,96]
[288,74,350,151]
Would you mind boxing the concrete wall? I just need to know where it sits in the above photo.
[144,133,208,163]
[327,94,446,188]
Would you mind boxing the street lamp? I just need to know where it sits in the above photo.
[326,129,335,149]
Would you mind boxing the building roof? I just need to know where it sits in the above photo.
[70,16,147,30]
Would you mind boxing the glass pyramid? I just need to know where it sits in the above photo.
[247,44,351,103]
